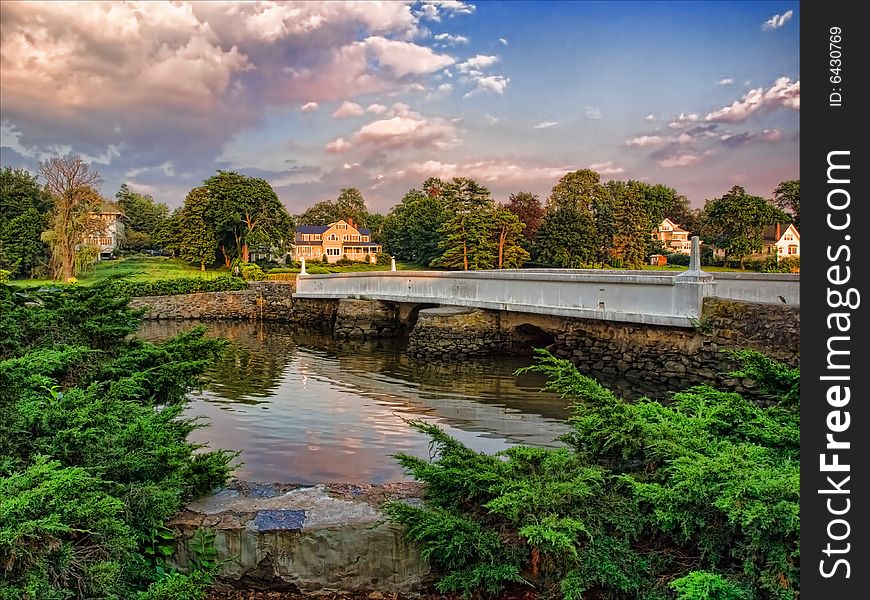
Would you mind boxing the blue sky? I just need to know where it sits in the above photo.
[0,1,799,214]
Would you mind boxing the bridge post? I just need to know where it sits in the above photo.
[674,236,715,320]
[300,257,307,275]
[390,256,396,272]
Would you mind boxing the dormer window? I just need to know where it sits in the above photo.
[328,233,339,241]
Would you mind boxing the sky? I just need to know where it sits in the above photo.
[0,1,799,214]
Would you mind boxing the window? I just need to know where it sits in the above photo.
[784,234,793,240]
[327,248,341,256]
[361,236,369,242]
[788,245,798,255]
[343,235,349,241]
[337,224,347,229]
[314,234,321,240]
[328,234,339,241]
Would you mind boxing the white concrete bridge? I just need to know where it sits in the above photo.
[294,238,799,329]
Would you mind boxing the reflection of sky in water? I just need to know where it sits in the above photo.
[139,321,572,484]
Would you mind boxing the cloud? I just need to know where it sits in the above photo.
[331,101,366,119]
[325,109,458,154]
[587,161,625,176]
[406,159,571,183]
[457,54,499,73]
[124,161,175,178]
[300,102,319,113]
[584,106,602,120]
[416,1,476,22]
[624,135,667,148]
[533,121,558,129]
[718,128,784,147]
[433,32,469,45]
[668,112,700,128]
[762,10,793,31]
[704,77,800,122]
[717,77,734,86]
[645,114,657,121]
[655,150,712,168]
[362,36,454,78]
[498,37,509,46]
[484,114,499,124]
[464,75,510,97]
[367,104,388,114]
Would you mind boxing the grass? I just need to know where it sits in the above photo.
[12,255,228,287]
[640,264,750,272]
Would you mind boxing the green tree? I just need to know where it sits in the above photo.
[547,169,606,213]
[434,178,497,270]
[151,209,182,257]
[382,181,450,265]
[177,188,216,270]
[366,212,387,244]
[0,167,52,278]
[115,183,169,250]
[505,191,544,243]
[297,187,370,228]
[493,208,530,268]
[38,155,105,281]
[297,200,341,226]
[533,206,596,267]
[202,171,294,263]
[772,180,799,229]
[700,186,790,268]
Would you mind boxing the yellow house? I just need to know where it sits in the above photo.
[653,218,691,254]
[293,218,381,264]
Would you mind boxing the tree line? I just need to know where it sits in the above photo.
[0,152,800,280]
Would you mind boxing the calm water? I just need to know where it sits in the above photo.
[138,321,573,484]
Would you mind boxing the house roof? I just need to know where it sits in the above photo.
[659,217,688,232]
[343,243,381,248]
[296,225,329,234]
[762,223,799,242]
[95,201,124,215]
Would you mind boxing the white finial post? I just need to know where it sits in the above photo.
[300,256,307,275]
[689,236,701,271]
[390,256,396,271]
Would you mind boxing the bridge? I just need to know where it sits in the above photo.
[294,238,799,329]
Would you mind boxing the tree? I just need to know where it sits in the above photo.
[366,212,387,244]
[547,169,606,213]
[493,208,530,268]
[0,167,52,278]
[151,209,182,257]
[434,178,497,270]
[38,155,105,281]
[203,171,294,263]
[115,183,169,250]
[505,191,544,243]
[177,188,216,270]
[700,186,790,268]
[772,180,800,229]
[382,181,450,265]
[534,206,596,267]
[609,181,650,269]
[297,187,370,228]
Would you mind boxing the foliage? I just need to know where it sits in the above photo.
[297,187,370,228]
[116,184,169,250]
[668,253,691,266]
[389,349,799,599]
[74,243,102,275]
[0,167,52,278]
[203,170,294,264]
[135,571,209,600]
[239,263,266,281]
[505,191,544,243]
[0,269,10,283]
[382,181,450,266]
[534,205,596,268]
[434,178,499,270]
[771,180,799,229]
[104,275,248,297]
[38,154,106,281]
[700,186,790,268]
[0,280,235,599]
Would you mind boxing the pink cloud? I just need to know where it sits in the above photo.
[332,101,366,119]
[624,135,666,148]
[704,77,800,123]
[300,102,319,113]
[659,153,706,168]
[587,161,626,176]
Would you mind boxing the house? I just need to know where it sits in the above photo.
[292,218,381,264]
[758,223,800,260]
[653,218,692,254]
[649,254,667,266]
[83,202,125,259]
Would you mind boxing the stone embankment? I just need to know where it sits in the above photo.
[333,299,400,340]
[407,307,507,359]
[169,481,429,594]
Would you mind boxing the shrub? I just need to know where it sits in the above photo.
[0,281,235,598]
[239,263,266,281]
[0,269,10,283]
[105,276,249,297]
[388,349,799,599]
[376,252,391,266]
[334,256,355,267]
[667,253,691,266]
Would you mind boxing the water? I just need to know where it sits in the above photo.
[138,321,573,484]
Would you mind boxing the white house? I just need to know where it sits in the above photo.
[653,218,692,254]
[82,202,125,259]
[760,223,800,260]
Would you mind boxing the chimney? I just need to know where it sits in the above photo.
[347,217,354,229]
[776,223,781,240]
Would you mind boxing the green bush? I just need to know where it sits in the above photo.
[239,263,266,281]
[334,256,356,266]
[105,275,249,297]
[667,253,691,266]
[0,281,235,599]
[388,349,799,599]
[376,252,392,265]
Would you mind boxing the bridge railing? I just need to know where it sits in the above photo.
[295,269,719,328]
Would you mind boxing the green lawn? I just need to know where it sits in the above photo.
[12,256,228,287]
[640,264,751,273]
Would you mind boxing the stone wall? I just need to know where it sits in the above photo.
[407,307,508,359]
[550,297,799,400]
[333,299,399,340]
[169,481,430,594]
[130,282,338,331]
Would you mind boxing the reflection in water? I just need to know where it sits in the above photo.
[138,321,572,484]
